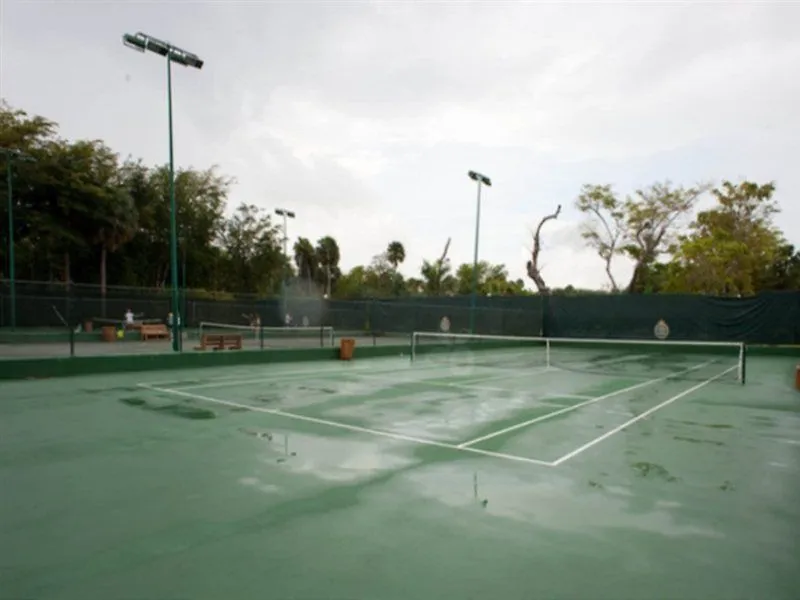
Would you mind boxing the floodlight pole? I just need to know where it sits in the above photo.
[1,147,34,330]
[275,208,295,259]
[275,208,295,319]
[122,32,203,352]
[468,170,491,334]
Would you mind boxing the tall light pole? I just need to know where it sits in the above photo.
[275,208,295,260]
[1,147,35,330]
[275,208,295,321]
[467,170,491,334]
[122,31,203,352]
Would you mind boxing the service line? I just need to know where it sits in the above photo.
[550,364,738,466]
[456,361,713,448]
[137,383,556,468]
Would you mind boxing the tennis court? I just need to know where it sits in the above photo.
[1,337,799,599]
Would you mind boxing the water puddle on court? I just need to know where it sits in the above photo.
[400,462,723,540]
[237,427,417,485]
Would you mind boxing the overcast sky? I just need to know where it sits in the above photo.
[2,0,798,290]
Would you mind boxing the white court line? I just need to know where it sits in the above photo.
[179,361,534,393]
[176,371,342,390]
[550,364,738,466]
[543,393,596,401]
[137,383,555,468]
[153,347,532,391]
[456,361,713,448]
[605,409,634,417]
[153,344,626,391]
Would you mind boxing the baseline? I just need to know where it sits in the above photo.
[456,360,712,448]
[137,383,556,468]
[551,364,738,465]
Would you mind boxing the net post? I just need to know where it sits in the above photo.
[410,332,416,362]
[319,324,323,348]
[739,343,746,385]
[545,338,551,369]
[66,283,74,358]
[69,320,75,358]
[259,321,264,350]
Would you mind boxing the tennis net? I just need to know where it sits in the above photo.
[410,331,745,384]
[197,321,335,348]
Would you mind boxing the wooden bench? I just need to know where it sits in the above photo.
[195,333,243,351]
[140,324,170,341]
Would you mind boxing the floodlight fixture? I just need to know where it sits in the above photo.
[468,170,492,187]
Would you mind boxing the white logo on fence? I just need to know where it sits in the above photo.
[302,316,310,327]
[654,319,670,340]
[440,316,451,332]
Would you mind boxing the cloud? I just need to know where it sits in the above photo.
[2,1,799,290]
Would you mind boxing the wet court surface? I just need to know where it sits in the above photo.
[1,351,799,599]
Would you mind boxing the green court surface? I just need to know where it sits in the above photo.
[1,350,799,599]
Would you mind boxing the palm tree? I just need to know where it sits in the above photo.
[421,259,454,296]
[386,241,406,270]
[293,237,317,292]
[316,236,341,296]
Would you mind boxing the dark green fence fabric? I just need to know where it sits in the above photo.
[1,279,798,345]
[544,292,800,344]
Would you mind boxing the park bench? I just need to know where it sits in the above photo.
[195,333,243,351]
[139,323,170,341]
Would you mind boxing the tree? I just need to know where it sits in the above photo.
[336,265,371,299]
[666,181,781,296]
[112,163,229,289]
[366,252,396,296]
[293,237,317,283]
[386,241,406,270]
[576,185,624,292]
[575,181,707,293]
[316,236,341,296]
[218,204,284,294]
[405,277,425,295]
[758,244,800,291]
[421,238,455,295]
[94,187,138,302]
[455,261,526,296]
[622,181,708,293]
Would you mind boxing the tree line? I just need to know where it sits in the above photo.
[1,100,798,300]
[574,181,800,295]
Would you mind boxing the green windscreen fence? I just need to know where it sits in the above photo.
[1,279,798,345]
[543,292,800,344]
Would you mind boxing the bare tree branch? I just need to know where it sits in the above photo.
[575,184,625,292]
[526,204,561,293]
[438,237,451,273]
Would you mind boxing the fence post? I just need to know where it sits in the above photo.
[541,293,551,337]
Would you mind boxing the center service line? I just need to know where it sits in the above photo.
[456,361,713,448]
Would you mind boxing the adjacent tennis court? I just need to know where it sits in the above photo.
[1,337,798,599]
